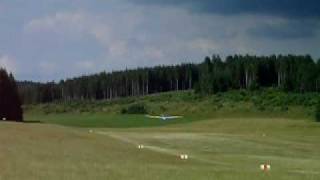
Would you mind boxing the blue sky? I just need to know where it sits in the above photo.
[0,0,319,81]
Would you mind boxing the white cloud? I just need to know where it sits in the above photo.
[22,10,252,74]
[39,61,57,75]
[143,47,165,60]
[21,4,320,81]
[75,61,95,70]
[25,11,90,34]
[0,55,17,73]
[188,39,218,54]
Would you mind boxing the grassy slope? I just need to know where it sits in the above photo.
[25,89,318,127]
[26,89,319,113]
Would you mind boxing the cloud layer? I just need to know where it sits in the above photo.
[0,0,319,81]
[0,55,17,73]
[131,0,320,18]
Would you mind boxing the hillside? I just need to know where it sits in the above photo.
[24,89,319,127]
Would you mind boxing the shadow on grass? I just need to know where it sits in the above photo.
[23,120,42,124]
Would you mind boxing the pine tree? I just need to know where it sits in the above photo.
[0,68,23,121]
[316,99,320,122]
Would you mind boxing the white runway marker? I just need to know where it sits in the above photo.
[267,165,271,170]
[95,131,230,166]
[260,164,271,171]
[138,145,144,149]
[89,130,93,133]
[184,154,189,160]
[180,154,189,160]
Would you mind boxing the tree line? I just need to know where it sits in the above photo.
[18,54,320,104]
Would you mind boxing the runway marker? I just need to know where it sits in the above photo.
[180,154,189,160]
[260,164,271,171]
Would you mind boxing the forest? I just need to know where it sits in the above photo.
[18,54,320,104]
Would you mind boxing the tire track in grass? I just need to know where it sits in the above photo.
[94,131,231,168]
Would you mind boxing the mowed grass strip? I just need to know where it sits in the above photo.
[24,113,202,128]
[0,122,195,180]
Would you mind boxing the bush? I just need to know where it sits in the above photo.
[257,105,266,111]
[316,101,320,122]
[121,103,147,114]
[160,105,167,112]
[280,106,289,112]
[216,103,223,109]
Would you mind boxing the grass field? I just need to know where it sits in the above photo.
[24,113,202,128]
[2,90,319,179]
[1,114,320,180]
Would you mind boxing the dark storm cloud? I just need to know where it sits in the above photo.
[248,20,320,40]
[131,0,320,19]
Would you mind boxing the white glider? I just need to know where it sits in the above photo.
[145,115,183,121]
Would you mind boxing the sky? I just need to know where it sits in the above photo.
[0,0,319,81]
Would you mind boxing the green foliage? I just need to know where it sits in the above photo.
[316,100,320,122]
[121,103,147,114]
[25,89,319,123]
[280,106,289,112]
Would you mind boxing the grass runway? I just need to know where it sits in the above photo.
[1,115,320,180]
